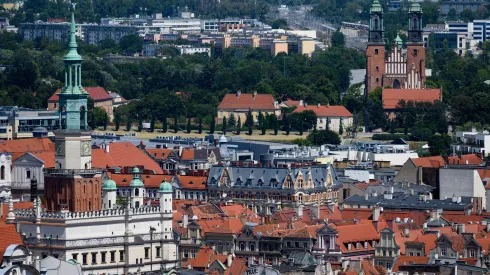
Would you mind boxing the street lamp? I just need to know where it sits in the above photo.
[149,226,156,271]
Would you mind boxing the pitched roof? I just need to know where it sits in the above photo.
[448,154,483,165]
[0,223,22,262]
[49,87,113,102]
[392,256,430,272]
[282,99,302,107]
[332,221,381,253]
[0,202,33,222]
[146,148,174,161]
[411,156,445,168]
[382,88,442,109]
[0,138,54,153]
[13,151,55,168]
[186,247,214,269]
[361,260,380,275]
[92,142,163,173]
[293,105,353,117]
[217,93,277,110]
[177,175,207,190]
[109,173,173,188]
[225,257,247,275]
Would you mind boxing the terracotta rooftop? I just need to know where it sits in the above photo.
[281,99,302,107]
[217,93,278,110]
[361,260,380,275]
[0,138,53,153]
[392,256,430,272]
[382,88,442,109]
[0,223,22,262]
[92,142,163,173]
[411,156,445,168]
[177,175,207,190]
[293,105,353,117]
[146,148,174,161]
[109,173,172,188]
[49,87,113,102]
[448,154,483,165]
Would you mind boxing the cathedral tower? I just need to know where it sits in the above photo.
[365,0,386,95]
[406,0,426,88]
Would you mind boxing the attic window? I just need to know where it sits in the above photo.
[189,181,193,185]
[364,242,368,249]
[356,243,360,250]
[347,243,351,250]
[122,179,127,182]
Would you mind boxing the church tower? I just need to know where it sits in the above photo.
[44,11,102,213]
[406,0,426,88]
[365,0,386,95]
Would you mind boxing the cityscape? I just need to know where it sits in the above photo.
[0,0,489,274]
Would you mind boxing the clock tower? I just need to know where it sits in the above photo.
[54,12,91,170]
[45,11,102,213]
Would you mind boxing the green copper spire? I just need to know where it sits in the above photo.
[57,11,89,131]
[370,0,383,13]
[409,0,422,13]
[394,34,403,48]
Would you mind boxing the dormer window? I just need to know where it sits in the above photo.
[364,242,368,249]
[356,243,360,250]
[347,243,352,250]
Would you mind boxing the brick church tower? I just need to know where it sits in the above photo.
[365,0,385,94]
[44,12,102,212]
[406,1,426,89]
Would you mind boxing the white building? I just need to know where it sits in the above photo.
[451,130,490,157]
[292,104,353,133]
[176,45,211,56]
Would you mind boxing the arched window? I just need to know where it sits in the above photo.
[88,200,91,211]
[135,201,140,208]
[298,194,303,202]
[393,79,401,89]
[250,243,255,251]
[1,165,5,180]
[83,185,86,194]
[135,188,139,196]
[240,242,245,251]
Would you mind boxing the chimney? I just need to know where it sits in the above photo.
[373,206,380,222]
[105,142,110,153]
[296,205,303,217]
[299,100,303,106]
[457,224,465,234]
[418,166,423,184]
[183,214,189,228]
[236,90,241,98]
[179,146,183,157]
[365,193,369,200]
[227,253,233,268]
[404,228,409,237]
[317,103,321,108]
[253,91,257,99]
[486,223,490,233]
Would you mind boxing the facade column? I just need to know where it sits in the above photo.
[68,65,72,87]
[79,65,82,87]
[64,67,68,87]
[74,65,78,87]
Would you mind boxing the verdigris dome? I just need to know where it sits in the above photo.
[159,180,172,193]
[130,167,144,187]
[102,178,117,191]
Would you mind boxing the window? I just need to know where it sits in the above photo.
[1,165,5,180]
[91,253,97,265]
[375,48,379,55]
[441,246,447,256]
[295,242,300,248]
[82,254,87,265]
[364,242,368,249]
[303,242,308,248]
[376,65,379,71]
[184,249,189,258]
[191,249,196,258]
[156,247,161,258]
[26,169,31,179]
[376,78,379,83]
[101,252,106,263]
[386,262,392,269]
[144,247,150,259]
[110,251,115,263]
[119,250,125,261]
[409,252,414,256]
[356,243,360,249]
[470,249,475,258]
[72,254,78,261]
[287,241,291,247]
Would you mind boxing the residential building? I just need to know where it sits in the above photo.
[0,106,60,140]
[439,168,486,212]
[48,87,114,120]
[145,147,220,174]
[172,175,207,201]
[216,91,280,124]
[207,163,339,215]
[150,14,201,34]
[440,0,486,15]
[292,104,353,133]
[82,25,138,45]
[176,45,211,56]
[452,130,490,157]
[19,22,71,42]
[374,227,400,269]
[108,91,128,109]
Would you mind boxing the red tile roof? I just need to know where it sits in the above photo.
[382,88,442,109]
[293,105,353,117]
[30,151,55,168]
[217,94,278,110]
[332,221,381,253]
[282,99,302,107]
[92,142,163,173]
[178,175,207,190]
[411,156,445,168]
[392,256,430,272]
[187,247,213,269]
[181,149,194,161]
[146,148,174,161]
[109,173,172,188]
[0,223,22,262]
[49,87,113,102]
[448,154,483,165]
[341,208,373,221]
[0,202,33,222]
[225,257,248,275]
[361,260,380,275]
[0,138,54,153]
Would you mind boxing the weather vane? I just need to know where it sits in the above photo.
[71,2,77,11]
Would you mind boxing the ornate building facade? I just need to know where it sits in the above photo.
[13,12,178,275]
[365,0,426,94]
[207,164,338,215]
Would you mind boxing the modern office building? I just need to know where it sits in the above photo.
[0,106,59,140]
[82,25,138,45]
[440,0,486,15]
[423,32,467,55]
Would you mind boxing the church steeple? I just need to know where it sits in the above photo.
[369,0,384,44]
[408,0,423,43]
[57,10,88,130]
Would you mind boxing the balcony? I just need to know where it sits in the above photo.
[180,238,203,246]
[44,168,102,176]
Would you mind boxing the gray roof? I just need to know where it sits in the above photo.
[344,193,472,211]
[208,165,338,191]
[350,69,366,86]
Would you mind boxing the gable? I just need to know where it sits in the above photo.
[14,153,44,166]
[317,224,337,235]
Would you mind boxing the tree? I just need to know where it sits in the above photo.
[258,111,264,129]
[198,117,203,134]
[114,112,120,131]
[428,134,451,156]
[261,121,266,135]
[90,111,96,130]
[283,113,291,135]
[289,110,317,135]
[273,115,278,135]
[126,119,131,131]
[447,8,457,21]
[119,34,143,54]
[331,30,345,47]
[237,116,241,135]
[162,115,167,133]
[229,113,236,128]
[187,117,191,133]
[246,109,253,135]
[137,116,143,132]
[222,116,227,135]
[210,116,216,134]
[103,112,108,130]
[307,130,341,145]
[339,119,343,135]
[174,115,178,133]
[150,116,155,132]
